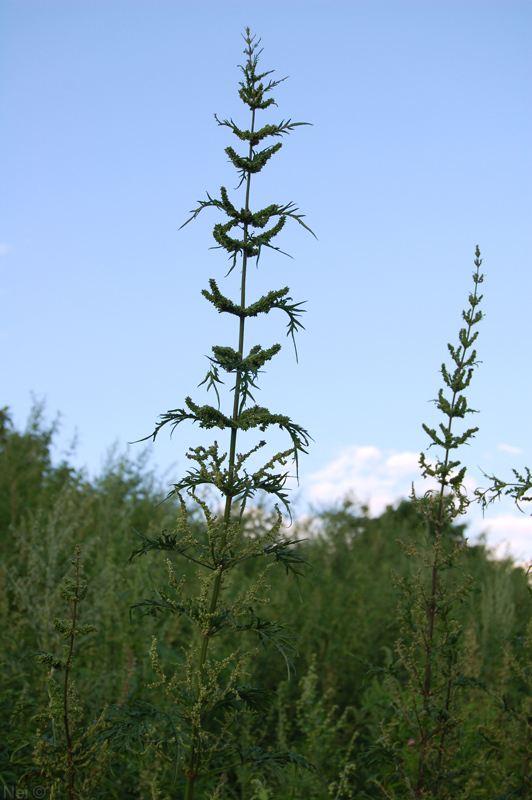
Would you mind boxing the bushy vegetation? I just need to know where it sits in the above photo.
[1,404,531,798]
[2,29,531,800]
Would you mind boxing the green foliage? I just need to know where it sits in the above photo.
[0,405,188,798]
[0,406,531,798]
[0,403,79,539]
[476,465,532,514]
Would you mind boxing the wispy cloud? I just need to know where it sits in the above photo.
[470,513,532,565]
[0,243,12,257]
[497,443,522,455]
[303,444,532,562]
[304,445,425,515]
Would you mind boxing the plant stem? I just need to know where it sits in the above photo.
[416,262,482,795]
[63,549,81,800]
[184,109,256,800]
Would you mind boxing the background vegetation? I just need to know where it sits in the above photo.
[1,403,530,798]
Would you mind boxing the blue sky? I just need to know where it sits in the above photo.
[1,0,531,558]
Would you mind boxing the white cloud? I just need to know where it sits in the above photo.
[497,443,522,455]
[304,445,425,515]
[303,445,532,563]
[0,243,12,256]
[386,451,420,473]
[469,513,532,566]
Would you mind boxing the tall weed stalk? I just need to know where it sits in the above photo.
[119,29,315,799]
[32,546,105,799]
[374,248,485,798]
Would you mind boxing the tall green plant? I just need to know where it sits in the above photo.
[373,248,485,798]
[31,546,105,799]
[123,29,315,799]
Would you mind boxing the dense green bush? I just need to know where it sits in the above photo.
[1,404,530,798]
